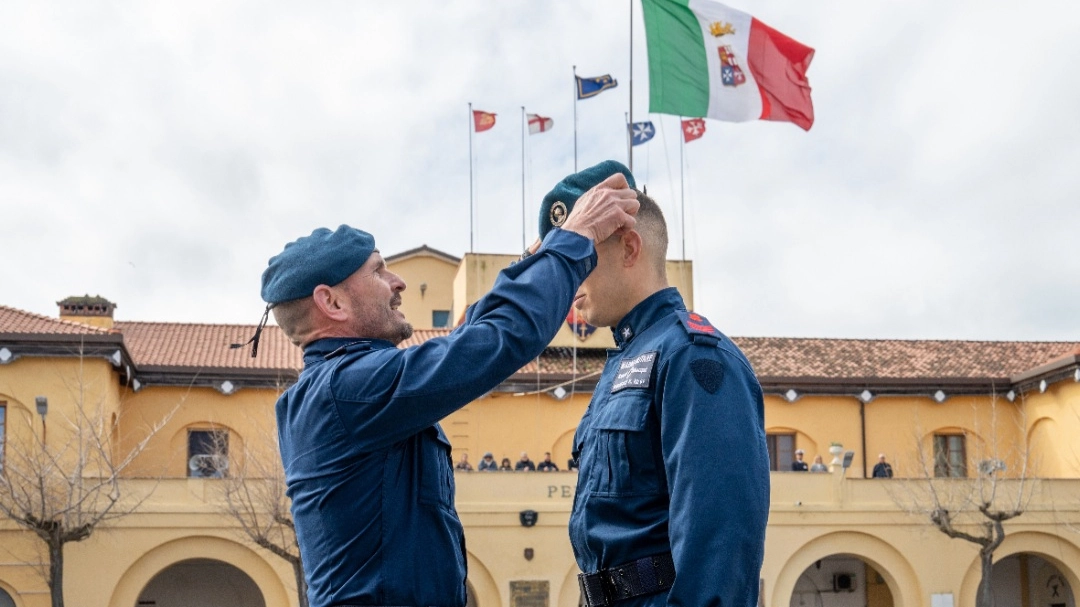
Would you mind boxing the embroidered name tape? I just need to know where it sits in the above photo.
[611,351,658,393]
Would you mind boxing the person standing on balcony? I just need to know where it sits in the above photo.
[477,452,498,471]
[537,452,560,472]
[545,162,770,607]
[873,453,894,478]
[515,451,537,471]
[252,174,638,607]
[792,449,809,471]
[454,453,473,471]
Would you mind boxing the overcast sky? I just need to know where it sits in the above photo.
[2,1,1078,341]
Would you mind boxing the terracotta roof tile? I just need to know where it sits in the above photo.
[732,337,1080,380]
[5,304,1079,383]
[0,304,114,336]
[115,322,302,371]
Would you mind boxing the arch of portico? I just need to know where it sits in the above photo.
[772,531,921,607]
[958,531,1080,607]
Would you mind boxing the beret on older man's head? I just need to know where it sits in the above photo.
[260,225,376,304]
[538,160,636,240]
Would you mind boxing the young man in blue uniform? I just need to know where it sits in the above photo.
[256,172,638,607]
[538,163,770,606]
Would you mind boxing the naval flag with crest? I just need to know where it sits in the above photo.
[629,121,657,146]
[576,74,619,99]
[682,118,707,142]
[642,0,815,131]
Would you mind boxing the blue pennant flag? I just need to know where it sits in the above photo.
[629,121,656,146]
[576,74,618,100]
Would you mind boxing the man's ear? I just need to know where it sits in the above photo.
[621,229,643,268]
[312,284,349,322]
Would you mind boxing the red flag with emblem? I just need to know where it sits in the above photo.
[682,118,706,143]
[473,110,496,132]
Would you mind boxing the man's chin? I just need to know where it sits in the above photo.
[392,322,414,345]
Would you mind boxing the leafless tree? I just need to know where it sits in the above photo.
[211,425,308,607]
[887,393,1035,607]
[0,366,175,607]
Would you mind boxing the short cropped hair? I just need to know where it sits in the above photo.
[635,190,669,276]
[272,298,316,346]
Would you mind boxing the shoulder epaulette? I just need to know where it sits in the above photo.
[675,310,721,346]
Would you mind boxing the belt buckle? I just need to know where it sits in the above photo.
[578,572,612,607]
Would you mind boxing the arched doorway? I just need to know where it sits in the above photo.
[136,558,265,607]
[790,555,894,607]
[992,553,1075,607]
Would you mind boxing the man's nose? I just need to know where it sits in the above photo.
[390,272,406,292]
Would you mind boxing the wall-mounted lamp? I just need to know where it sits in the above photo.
[35,395,48,417]
[1075,368,1080,383]
[419,282,428,298]
[550,386,568,400]
[858,390,874,404]
[1006,390,1016,402]
[932,390,947,403]
[1039,379,1048,393]
[784,389,799,403]
[842,451,855,470]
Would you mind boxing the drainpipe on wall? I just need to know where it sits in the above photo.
[860,401,868,478]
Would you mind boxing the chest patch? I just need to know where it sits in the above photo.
[611,351,658,393]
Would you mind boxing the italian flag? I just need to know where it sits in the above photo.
[642,0,815,130]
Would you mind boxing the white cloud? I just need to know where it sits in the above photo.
[1,0,1078,341]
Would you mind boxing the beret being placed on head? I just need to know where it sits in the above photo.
[538,159,636,240]
[260,225,376,304]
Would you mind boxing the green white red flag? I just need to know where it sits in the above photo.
[642,0,815,131]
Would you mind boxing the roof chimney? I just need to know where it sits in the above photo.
[57,295,116,329]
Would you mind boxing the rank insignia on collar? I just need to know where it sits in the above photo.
[621,326,634,341]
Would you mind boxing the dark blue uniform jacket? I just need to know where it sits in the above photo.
[276,229,595,607]
[569,288,770,606]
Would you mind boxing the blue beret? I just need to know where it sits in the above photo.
[538,160,636,240]
[260,225,376,304]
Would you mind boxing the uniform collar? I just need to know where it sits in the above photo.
[302,337,394,365]
[612,287,684,348]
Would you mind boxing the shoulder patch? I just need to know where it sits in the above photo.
[690,358,724,394]
[676,310,721,345]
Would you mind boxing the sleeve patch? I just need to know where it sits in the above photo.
[690,358,724,394]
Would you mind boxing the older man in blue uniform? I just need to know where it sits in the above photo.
[538,163,770,606]
[255,173,638,607]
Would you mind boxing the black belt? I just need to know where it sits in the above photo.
[578,552,675,607]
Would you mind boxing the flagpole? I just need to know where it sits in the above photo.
[468,102,474,253]
[573,65,578,172]
[625,112,631,167]
[628,0,634,172]
[679,117,686,261]
[521,106,526,252]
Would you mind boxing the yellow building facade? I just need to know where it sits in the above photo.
[1,253,1079,607]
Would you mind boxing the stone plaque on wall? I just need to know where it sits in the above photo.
[510,580,549,607]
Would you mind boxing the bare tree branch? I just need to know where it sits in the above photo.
[0,347,177,607]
